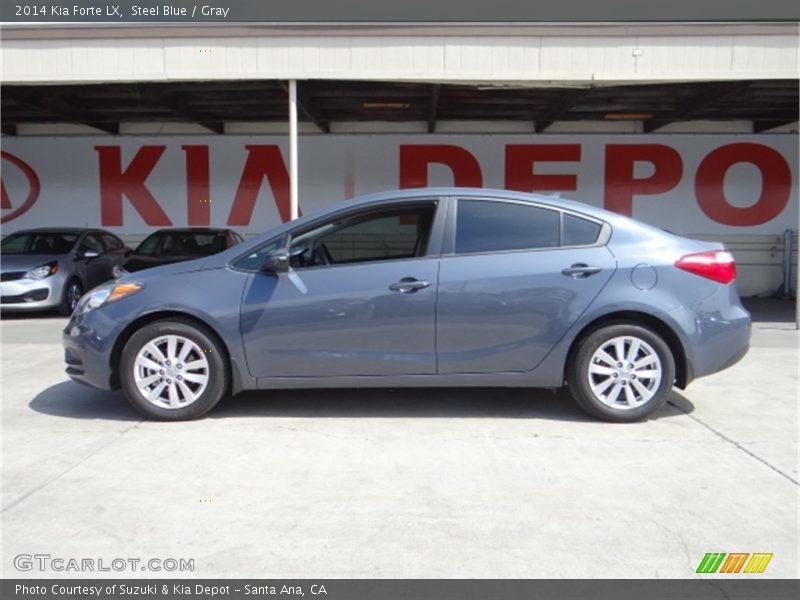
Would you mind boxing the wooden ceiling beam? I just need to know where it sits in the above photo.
[534,88,593,133]
[643,81,752,133]
[428,84,441,133]
[3,88,119,134]
[280,81,330,133]
[753,118,798,133]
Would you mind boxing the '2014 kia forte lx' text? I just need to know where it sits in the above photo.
[63,188,750,422]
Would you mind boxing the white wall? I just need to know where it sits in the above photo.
[2,24,798,84]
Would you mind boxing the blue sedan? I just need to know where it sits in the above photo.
[63,188,750,422]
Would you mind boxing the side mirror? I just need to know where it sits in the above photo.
[260,248,290,273]
[78,250,100,260]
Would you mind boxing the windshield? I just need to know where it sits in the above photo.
[135,231,228,256]
[1,232,79,255]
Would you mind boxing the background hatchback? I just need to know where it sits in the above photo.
[2,227,129,314]
[62,189,751,422]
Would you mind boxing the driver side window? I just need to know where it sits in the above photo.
[289,203,437,269]
[78,234,104,255]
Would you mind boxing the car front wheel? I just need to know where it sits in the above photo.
[60,278,83,315]
[119,319,229,420]
[567,323,675,422]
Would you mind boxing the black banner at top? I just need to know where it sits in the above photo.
[1,0,799,24]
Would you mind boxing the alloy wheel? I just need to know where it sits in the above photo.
[133,335,210,409]
[586,335,663,410]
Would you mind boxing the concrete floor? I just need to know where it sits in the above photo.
[1,299,797,579]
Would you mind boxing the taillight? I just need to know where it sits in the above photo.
[675,251,736,284]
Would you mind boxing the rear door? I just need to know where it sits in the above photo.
[436,198,617,374]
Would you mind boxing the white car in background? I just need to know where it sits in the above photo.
[1,228,130,315]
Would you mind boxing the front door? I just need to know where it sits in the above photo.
[77,233,110,289]
[241,201,442,378]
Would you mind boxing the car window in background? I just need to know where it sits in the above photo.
[1,232,79,254]
[190,233,228,254]
[79,234,105,255]
[455,200,560,254]
[135,232,164,255]
[101,233,125,251]
[563,214,602,246]
[136,232,230,256]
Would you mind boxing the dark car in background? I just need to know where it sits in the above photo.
[116,228,244,276]
[1,228,129,314]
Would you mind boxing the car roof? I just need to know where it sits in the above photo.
[149,228,231,234]
[9,227,88,234]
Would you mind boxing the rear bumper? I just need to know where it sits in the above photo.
[669,284,751,384]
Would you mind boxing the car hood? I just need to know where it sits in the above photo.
[0,254,67,272]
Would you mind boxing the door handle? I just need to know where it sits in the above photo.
[389,277,431,293]
[561,263,602,278]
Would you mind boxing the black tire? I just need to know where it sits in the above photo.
[566,323,675,423]
[119,318,229,421]
[60,278,83,316]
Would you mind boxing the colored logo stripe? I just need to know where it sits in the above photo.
[697,553,773,574]
[697,553,726,573]
[719,553,749,573]
[744,553,773,574]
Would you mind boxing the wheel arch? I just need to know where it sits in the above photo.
[565,310,689,389]
[109,310,242,393]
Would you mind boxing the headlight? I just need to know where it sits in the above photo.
[74,282,143,316]
[24,261,58,280]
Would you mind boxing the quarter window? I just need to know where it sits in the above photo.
[563,214,602,246]
[455,200,560,254]
[102,234,124,251]
[233,238,283,271]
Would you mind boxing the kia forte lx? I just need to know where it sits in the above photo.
[62,189,751,422]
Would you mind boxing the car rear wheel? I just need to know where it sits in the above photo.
[119,319,229,420]
[566,323,675,422]
[60,278,83,316]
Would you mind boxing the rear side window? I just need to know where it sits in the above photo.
[563,214,602,246]
[102,234,124,251]
[455,200,560,254]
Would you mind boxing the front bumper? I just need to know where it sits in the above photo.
[0,277,61,310]
[62,309,123,391]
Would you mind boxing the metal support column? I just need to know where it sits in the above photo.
[288,79,299,221]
